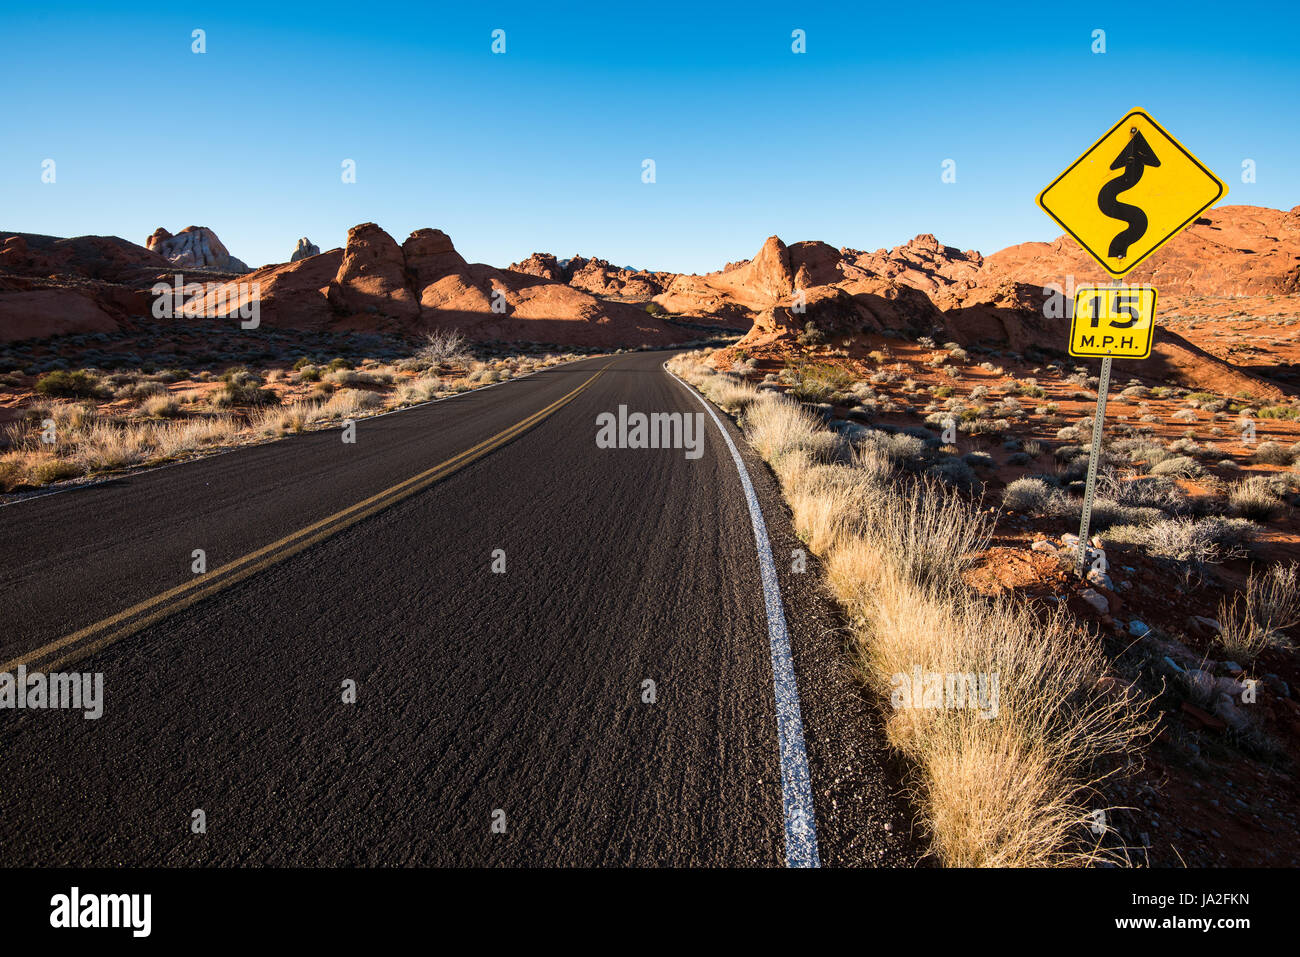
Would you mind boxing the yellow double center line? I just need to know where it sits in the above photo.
[3,366,608,674]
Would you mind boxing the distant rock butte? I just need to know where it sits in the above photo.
[147,226,249,273]
[290,238,320,262]
[193,224,690,348]
[507,253,673,301]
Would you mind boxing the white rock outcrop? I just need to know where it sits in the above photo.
[146,226,249,272]
[290,237,321,262]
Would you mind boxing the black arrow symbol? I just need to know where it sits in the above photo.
[1097,130,1161,260]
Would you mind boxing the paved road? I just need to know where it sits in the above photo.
[0,351,915,866]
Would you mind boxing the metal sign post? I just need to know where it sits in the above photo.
[1076,354,1112,577]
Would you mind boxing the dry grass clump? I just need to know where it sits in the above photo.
[394,375,443,405]
[697,373,762,415]
[1216,564,1300,662]
[668,351,1150,867]
[141,394,183,418]
[1228,476,1286,522]
[0,411,244,486]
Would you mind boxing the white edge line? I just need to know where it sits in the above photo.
[663,361,821,868]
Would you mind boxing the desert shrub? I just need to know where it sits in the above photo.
[788,362,854,402]
[1053,497,1165,530]
[35,369,105,399]
[699,375,761,414]
[416,329,472,368]
[1258,405,1300,421]
[1168,438,1202,457]
[797,322,826,346]
[117,380,167,399]
[1054,444,1086,463]
[395,375,443,405]
[927,456,977,491]
[1104,516,1255,566]
[326,368,393,388]
[1111,437,1170,468]
[329,388,384,412]
[1104,474,1187,515]
[1252,441,1293,466]
[862,430,927,466]
[1003,476,1055,514]
[1149,455,1201,478]
[327,357,353,372]
[218,367,279,407]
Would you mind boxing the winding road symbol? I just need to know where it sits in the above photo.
[1035,108,1227,278]
[1099,130,1161,260]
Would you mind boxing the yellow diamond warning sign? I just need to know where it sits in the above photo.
[1037,109,1227,278]
[1070,285,1157,358]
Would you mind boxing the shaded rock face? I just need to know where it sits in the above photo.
[290,237,320,262]
[146,226,249,272]
[737,281,944,353]
[402,228,468,290]
[0,231,166,339]
[0,289,121,342]
[324,222,420,320]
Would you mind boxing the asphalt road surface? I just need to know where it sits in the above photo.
[0,350,916,866]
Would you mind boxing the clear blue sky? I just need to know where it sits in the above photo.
[2,0,1297,273]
